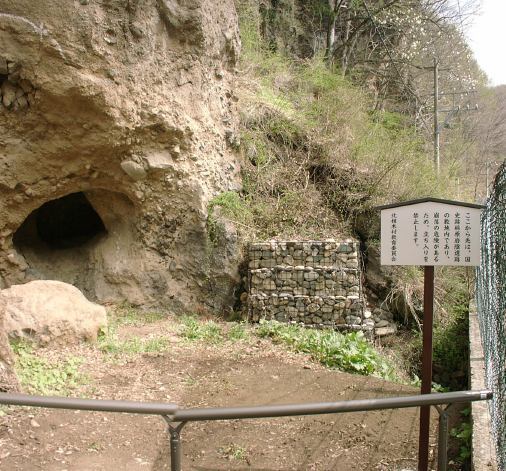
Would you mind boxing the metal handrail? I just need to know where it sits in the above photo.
[0,389,493,471]
[173,390,491,421]
[0,389,491,420]
[0,392,178,417]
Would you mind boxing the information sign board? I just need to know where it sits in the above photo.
[379,198,483,266]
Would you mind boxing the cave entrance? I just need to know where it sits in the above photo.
[13,192,107,250]
[12,189,137,300]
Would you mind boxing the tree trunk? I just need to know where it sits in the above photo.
[325,0,337,62]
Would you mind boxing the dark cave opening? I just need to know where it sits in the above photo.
[13,192,107,250]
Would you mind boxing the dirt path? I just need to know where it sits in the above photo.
[0,316,439,470]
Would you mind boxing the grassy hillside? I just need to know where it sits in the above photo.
[216,5,460,242]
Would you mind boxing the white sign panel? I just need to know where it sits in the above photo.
[380,201,482,266]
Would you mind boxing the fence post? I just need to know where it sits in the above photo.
[165,419,186,471]
[435,405,450,471]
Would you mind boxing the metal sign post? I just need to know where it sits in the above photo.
[419,265,434,471]
[377,197,484,471]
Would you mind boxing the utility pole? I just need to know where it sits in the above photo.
[433,59,440,174]
[430,59,477,175]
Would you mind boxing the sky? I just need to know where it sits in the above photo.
[466,0,506,86]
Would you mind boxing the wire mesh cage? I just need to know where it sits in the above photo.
[247,240,366,330]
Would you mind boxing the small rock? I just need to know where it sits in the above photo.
[376,326,398,338]
[171,145,181,158]
[120,160,147,181]
[79,0,89,4]
[16,95,29,109]
[1,81,17,107]
[106,69,117,80]
[7,61,18,73]
[30,419,40,428]
[129,24,144,39]
[304,271,318,281]
[375,319,389,328]
[145,152,173,170]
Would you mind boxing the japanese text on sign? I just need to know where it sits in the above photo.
[380,202,482,266]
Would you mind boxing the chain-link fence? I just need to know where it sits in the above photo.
[476,161,506,470]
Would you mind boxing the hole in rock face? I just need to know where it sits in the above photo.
[14,192,107,250]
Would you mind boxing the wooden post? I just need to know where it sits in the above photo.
[418,265,435,470]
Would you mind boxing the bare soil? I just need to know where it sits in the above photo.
[0,316,441,471]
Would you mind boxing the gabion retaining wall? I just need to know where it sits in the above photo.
[248,240,369,330]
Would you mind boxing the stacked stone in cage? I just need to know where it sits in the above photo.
[248,240,365,328]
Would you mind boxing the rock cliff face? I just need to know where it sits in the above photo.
[0,0,243,312]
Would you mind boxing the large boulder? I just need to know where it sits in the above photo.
[1,280,107,343]
[0,296,19,392]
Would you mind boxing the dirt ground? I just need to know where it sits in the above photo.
[0,315,443,471]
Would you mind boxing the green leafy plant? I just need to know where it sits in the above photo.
[410,375,449,393]
[218,443,248,461]
[110,302,166,326]
[11,339,87,395]
[256,320,396,380]
[179,316,224,343]
[208,191,249,219]
[98,326,169,356]
[179,317,250,344]
[227,323,249,341]
[451,408,472,463]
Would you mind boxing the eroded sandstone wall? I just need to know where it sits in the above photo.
[0,0,243,312]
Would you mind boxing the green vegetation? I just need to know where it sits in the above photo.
[233,55,452,240]
[395,268,471,390]
[109,302,166,326]
[98,331,169,356]
[180,316,223,343]
[218,443,248,461]
[97,303,170,356]
[451,408,472,464]
[180,316,395,381]
[97,321,169,356]
[255,320,396,380]
[230,0,491,243]
[207,191,253,244]
[227,322,249,341]
[11,339,87,395]
[179,316,249,343]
